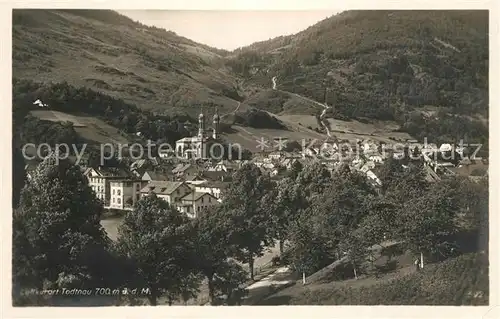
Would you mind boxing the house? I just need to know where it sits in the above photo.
[207,160,238,172]
[366,170,382,187]
[280,158,299,170]
[360,161,376,173]
[140,181,192,204]
[192,181,228,200]
[171,163,198,179]
[184,170,231,185]
[158,148,175,159]
[107,179,146,211]
[176,192,220,218]
[84,167,132,204]
[268,151,284,161]
[142,170,170,182]
[365,150,383,163]
[130,158,159,177]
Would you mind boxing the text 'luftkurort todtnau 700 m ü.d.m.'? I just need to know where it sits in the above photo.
[27,288,151,297]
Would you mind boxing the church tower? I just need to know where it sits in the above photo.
[212,107,220,139]
[198,110,205,139]
[197,108,206,159]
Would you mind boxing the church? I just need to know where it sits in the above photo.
[175,108,221,160]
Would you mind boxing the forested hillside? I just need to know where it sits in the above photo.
[12,9,242,117]
[12,10,490,145]
[228,10,489,144]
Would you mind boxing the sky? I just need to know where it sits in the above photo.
[118,10,340,51]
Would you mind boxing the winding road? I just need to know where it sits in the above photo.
[271,76,333,137]
[220,101,241,120]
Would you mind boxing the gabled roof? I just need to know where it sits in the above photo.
[180,191,217,202]
[142,170,170,181]
[85,166,132,178]
[140,181,187,195]
[172,163,192,174]
[197,181,230,189]
[201,171,231,182]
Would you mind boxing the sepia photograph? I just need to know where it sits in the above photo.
[9,6,490,309]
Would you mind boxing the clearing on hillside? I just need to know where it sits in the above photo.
[277,114,413,143]
[30,110,130,145]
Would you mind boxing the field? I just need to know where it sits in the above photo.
[259,252,488,305]
[30,110,130,145]
[278,114,413,143]
[222,114,413,153]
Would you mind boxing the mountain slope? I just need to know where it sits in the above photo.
[12,10,489,146]
[227,10,489,144]
[12,9,244,117]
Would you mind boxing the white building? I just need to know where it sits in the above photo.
[176,192,219,218]
[108,179,145,211]
[175,108,220,160]
[140,181,192,204]
[192,182,227,200]
[84,167,132,206]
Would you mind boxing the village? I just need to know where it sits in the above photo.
[23,108,487,219]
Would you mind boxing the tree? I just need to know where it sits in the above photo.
[288,160,303,180]
[287,212,332,278]
[283,140,302,152]
[14,155,112,293]
[191,207,232,304]
[387,162,429,201]
[220,164,274,280]
[116,194,196,305]
[394,183,459,266]
[295,162,331,201]
[268,177,308,254]
[304,168,375,268]
[12,146,25,208]
[338,229,368,279]
[376,156,404,194]
[212,260,249,305]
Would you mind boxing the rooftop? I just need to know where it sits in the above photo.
[140,181,185,195]
[180,191,215,202]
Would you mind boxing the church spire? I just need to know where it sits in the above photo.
[198,105,205,139]
[212,106,220,139]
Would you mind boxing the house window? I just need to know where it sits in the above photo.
[117,198,121,204]
[117,189,121,196]
[201,197,204,204]
[112,189,115,195]
[113,198,115,203]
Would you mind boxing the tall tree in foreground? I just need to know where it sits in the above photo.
[268,177,308,254]
[212,260,249,305]
[287,212,332,282]
[394,182,459,268]
[191,207,233,304]
[12,146,25,208]
[13,155,111,295]
[116,194,196,305]
[338,229,369,280]
[295,162,332,201]
[220,164,274,280]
